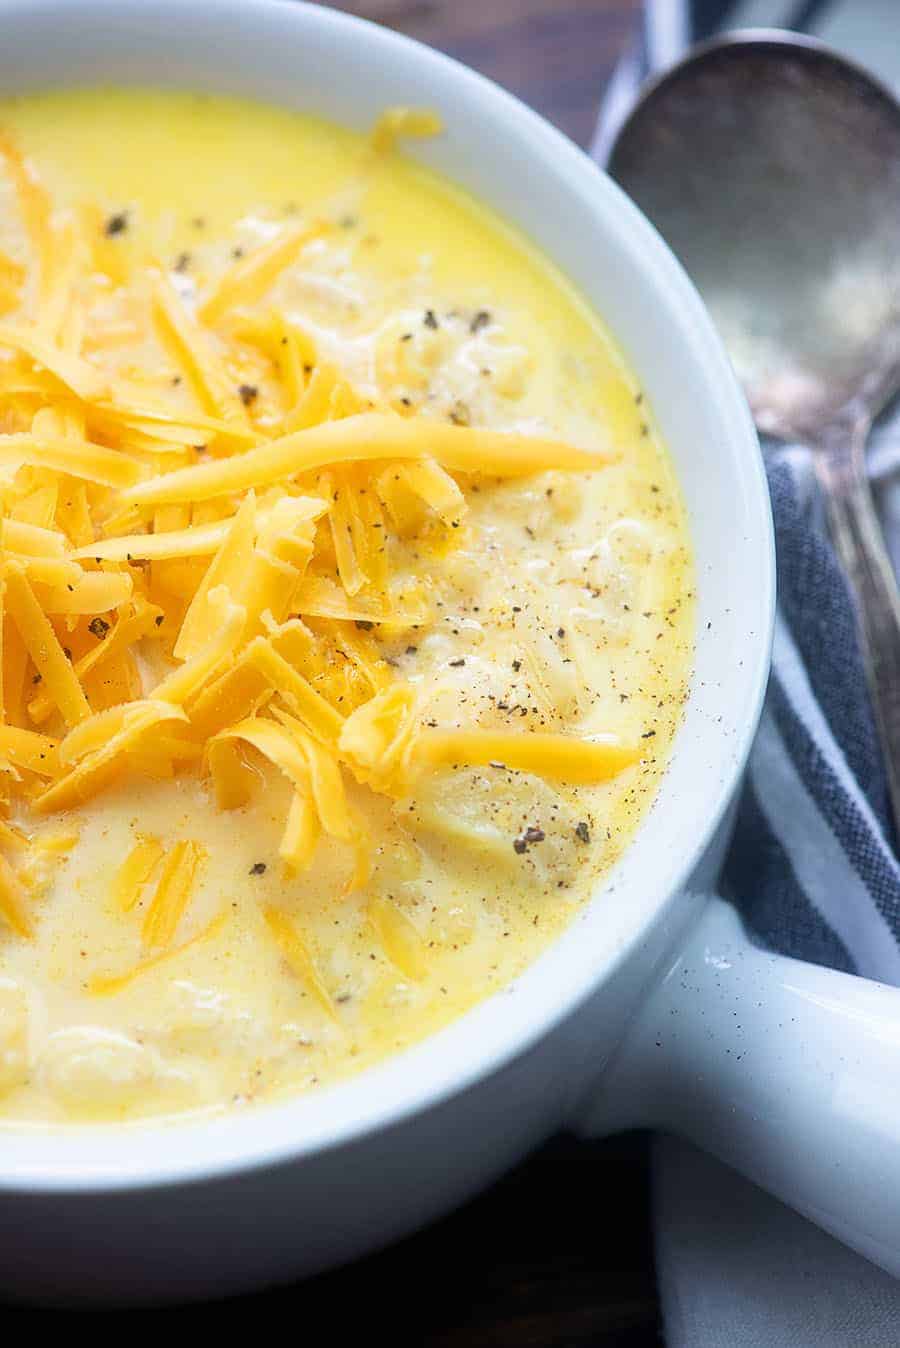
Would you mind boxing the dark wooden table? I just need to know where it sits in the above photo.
[15,3,661,1339]
[150,1133,659,1344]
[324,0,640,147]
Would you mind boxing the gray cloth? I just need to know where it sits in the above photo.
[593,2,900,1342]
[655,1137,900,1347]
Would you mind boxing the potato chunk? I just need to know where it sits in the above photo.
[39,1027,156,1112]
[399,768,583,890]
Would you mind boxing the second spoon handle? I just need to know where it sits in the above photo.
[814,414,900,839]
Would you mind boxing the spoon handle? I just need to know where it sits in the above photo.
[814,415,900,838]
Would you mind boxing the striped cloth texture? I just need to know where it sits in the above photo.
[592,2,900,1344]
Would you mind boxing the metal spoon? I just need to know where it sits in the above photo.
[608,31,900,835]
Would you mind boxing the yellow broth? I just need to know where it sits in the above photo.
[0,90,693,1124]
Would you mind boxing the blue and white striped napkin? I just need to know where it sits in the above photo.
[592,3,900,1344]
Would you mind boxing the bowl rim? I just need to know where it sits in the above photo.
[0,0,774,1191]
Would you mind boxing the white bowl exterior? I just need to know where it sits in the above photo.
[0,0,772,1214]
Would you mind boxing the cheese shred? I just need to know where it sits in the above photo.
[0,125,632,949]
[141,839,205,949]
[262,903,336,1019]
[112,835,165,913]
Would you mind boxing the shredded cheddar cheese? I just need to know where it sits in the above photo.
[261,903,335,1019]
[413,730,641,783]
[0,849,31,937]
[370,107,444,155]
[3,562,91,727]
[0,725,59,776]
[199,220,329,326]
[0,125,638,949]
[367,894,427,981]
[141,839,205,949]
[123,412,610,507]
[112,835,164,912]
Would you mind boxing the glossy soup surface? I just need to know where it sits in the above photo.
[0,90,693,1124]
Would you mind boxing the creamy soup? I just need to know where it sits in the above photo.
[0,90,693,1124]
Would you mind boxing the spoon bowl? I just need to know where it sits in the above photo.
[609,32,900,440]
[609,32,900,834]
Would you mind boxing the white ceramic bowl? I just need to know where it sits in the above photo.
[2,0,899,1307]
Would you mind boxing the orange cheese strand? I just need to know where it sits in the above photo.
[152,275,249,426]
[280,791,320,871]
[0,135,639,912]
[0,326,108,401]
[92,401,258,449]
[2,562,91,727]
[112,835,165,912]
[0,433,142,488]
[395,457,465,524]
[36,570,133,616]
[0,725,60,777]
[413,729,641,784]
[123,413,611,506]
[141,839,205,949]
[290,574,430,628]
[27,599,161,725]
[262,904,335,1019]
[326,470,367,597]
[3,518,69,558]
[370,106,444,154]
[0,258,23,315]
[73,495,327,563]
[199,220,329,326]
[0,132,52,277]
[173,496,256,662]
[209,714,367,890]
[154,592,246,705]
[244,637,344,747]
[338,683,420,795]
[0,851,32,938]
[186,659,271,742]
[32,701,188,814]
[367,894,427,981]
[74,517,236,562]
[0,820,29,853]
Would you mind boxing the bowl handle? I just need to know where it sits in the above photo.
[577,896,900,1275]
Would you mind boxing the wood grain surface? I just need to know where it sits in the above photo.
[317,0,640,146]
[11,3,662,1340]
[154,1133,660,1343]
